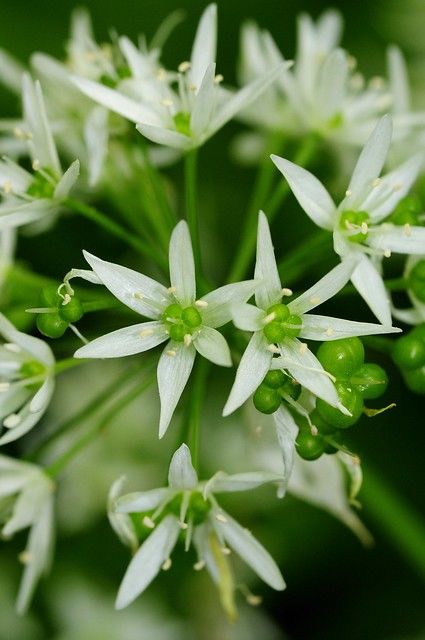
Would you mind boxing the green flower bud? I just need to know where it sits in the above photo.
[316,381,364,429]
[352,363,388,399]
[317,337,365,379]
[296,431,325,460]
[36,313,68,338]
[253,384,281,414]
[393,335,425,370]
[58,297,84,323]
[162,303,183,322]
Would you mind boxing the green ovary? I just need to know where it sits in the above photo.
[339,210,370,244]
[26,168,56,199]
[173,111,191,136]
[262,303,302,342]
[162,302,202,342]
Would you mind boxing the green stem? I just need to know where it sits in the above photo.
[184,149,201,280]
[141,144,176,230]
[46,374,155,477]
[187,359,209,470]
[278,230,332,284]
[65,198,166,269]
[54,357,84,375]
[361,466,425,582]
[82,298,121,313]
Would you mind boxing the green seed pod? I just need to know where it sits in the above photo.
[263,321,286,344]
[266,303,290,322]
[316,381,364,429]
[284,314,302,338]
[162,303,183,321]
[389,194,422,226]
[263,370,287,389]
[36,313,68,338]
[253,384,281,414]
[181,306,202,328]
[58,297,84,323]
[393,335,425,370]
[296,431,325,460]
[317,337,365,379]
[411,323,425,340]
[403,365,425,395]
[310,409,337,435]
[280,376,301,401]
[168,324,187,342]
[352,363,389,400]
[408,260,425,303]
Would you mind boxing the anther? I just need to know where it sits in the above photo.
[133,292,145,300]
[184,334,192,347]
[369,76,385,89]
[161,98,174,107]
[221,547,231,555]
[142,516,155,529]
[62,293,72,306]
[18,551,32,565]
[162,558,172,571]
[166,350,176,357]
[403,223,412,236]
[384,249,391,258]
[281,288,293,297]
[4,343,21,353]
[361,222,368,235]
[140,328,154,337]
[4,413,21,429]
[299,343,308,355]
[32,159,40,171]
[179,521,188,530]
[309,296,320,305]
[157,68,167,81]
[325,327,334,336]
[178,61,191,73]
[167,286,177,294]
[267,344,279,353]
[246,594,263,606]
[310,424,318,436]
[195,299,208,308]
[214,74,224,84]
[3,180,13,194]
[215,513,228,523]
[193,559,205,571]
[345,189,352,197]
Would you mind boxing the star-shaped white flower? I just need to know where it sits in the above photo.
[73,4,288,151]
[110,443,285,614]
[0,313,55,446]
[74,220,258,437]
[223,211,400,418]
[272,115,425,325]
[0,455,55,613]
[0,75,79,231]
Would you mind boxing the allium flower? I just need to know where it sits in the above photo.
[0,313,55,446]
[73,4,287,151]
[0,455,55,613]
[74,220,258,437]
[272,115,425,325]
[223,211,399,417]
[109,444,284,616]
[0,76,79,231]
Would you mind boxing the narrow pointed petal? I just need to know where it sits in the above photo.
[84,106,109,186]
[351,255,392,325]
[191,63,216,138]
[0,402,46,446]
[214,510,285,590]
[193,326,231,366]
[82,251,169,319]
[273,406,299,489]
[74,321,168,359]
[116,488,171,513]
[199,280,259,328]
[29,377,54,413]
[169,220,196,304]
[223,332,272,416]
[108,477,139,552]
[387,46,410,114]
[157,343,196,438]
[368,225,425,255]
[190,4,217,89]
[254,211,282,308]
[300,314,400,340]
[115,515,180,609]
[54,159,80,199]
[0,49,25,93]
[206,471,282,494]
[317,49,348,119]
[348,115,392,200]
[231,303,264,332]
[289,259,356,315]
[271,156,335,230]
[168,443,198,489]
[136,122,192,150]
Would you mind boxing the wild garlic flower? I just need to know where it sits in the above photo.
[223,211,399,418]
[0,76,79,231]
[73,220,258,437]
[0,313,55,446]
[73,4,287,151]
[0,455,55,613]
[272,115,425,325]
[237,10,391,148]
[110,444,285,615]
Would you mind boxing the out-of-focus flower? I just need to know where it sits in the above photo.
[110,443,284,617]
[0,312,55,445]
[0,455,55,613]
[272,115,425,325]
[392,255,425,324]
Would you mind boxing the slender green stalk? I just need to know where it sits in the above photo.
[187,359,209,470]
[278,230,332,283]
[82,298,121,313]
[46,374,155,478]
[140,144,177,230]
[361,466,425,582]
[184,149,201,278]
[54,357,85,375]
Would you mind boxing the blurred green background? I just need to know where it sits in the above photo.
[0,1,425,639]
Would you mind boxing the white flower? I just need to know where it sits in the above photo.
[0,75,79,231]
[0,312,55,446]
[237,11,391,147]
[73,4,288,151]
[272,115,425,325]
[110,443,285,615]
[223,211,400,418]
[0,455,55,613]
[73,220,258,437]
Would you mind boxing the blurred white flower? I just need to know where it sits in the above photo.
[111,443,284,616]
[272,115,425,325]
[73,220,258,437]
[392,255,425,324]
[0,455,55,614]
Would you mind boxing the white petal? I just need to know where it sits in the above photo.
[168,443,198,489]
[136,123,192,150]
[116,488,171,513]
[222,332,272,416]
[193,326,231,366]
[351,254,392,325]
[231,303,264,332]
[254,211,282,308]
[0,402,46,446]
[271,156,335,230]
[84,106,109,186]
[387,46,410,114]
[289,259,356,315]
[108,477,139,552]
[392,305,424,325]
[54,159,80,199]
[157,343,196,438]
[207,471,282,494]
[0,312,54,365]
[115,515,180,609]
[83,251,169,319]
[169,220,196,304]
[273,406,298,490]
[317,49,348,120]
[190,4,217,88]
[0,49,25,93]
[0,199,53,230]
[200,280,258,328]
[368,224,425,255]
[214,510,285,590]
[348,115,392,201]
[300,314,400,340]
[190,63,216,138]
[74,321,168,359]
[29,376,54,413]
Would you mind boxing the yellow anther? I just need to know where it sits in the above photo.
[178,61,191,73]
[166,349,177,357]
[299,342,308,355]
[309,296,321,305]
[361,222,368,235]
[345,189,352,197]
[384,249,391,258]
[4,413,21,429]
[18,551,32,565]
[267,344,279,353]
[167,286,177,293]
[325,327,334,336]
[221,546,231,555]
[157,68,167,81]
[403,223,412,237]
[246,594,263,606]
[215,513,228,523]
[32,159,40,171]
[142,516,155,529]
[140,328,154,337]
[3,180,13,194]
[184,334,192,347]
[214,74,224,84]
[162,558,172,571]
[195,299,208,308]
[193,559,206,571]
[281,288,293,296]
[161,98,174,107]
[263,312,276,324]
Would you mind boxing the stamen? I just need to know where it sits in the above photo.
[61,293,72,306]
[133,292,145,300]
[325,327,334,337]
[178,61,191,73]
[246,594,263,606]
[4,413,21,429]
[4,343,21,353]
[281,288,293,297]
[267,344,279,353]
[369,76,385,90]
[166,349,176,357]
[195,299,208,308]
[372,178,381,187]
[262,311,276,324]
[167,286,177,294]
[142,515,155,529]
[361,222,368,235]
[3,180,13,194]
[184,334,192,347]
[215,513,228,523]
[162,558,172,571]
[161,98,174,107]
[32,159,40,171]
[345,189,352,197]
[299,342,308,355]
[214,74,224,84]
[193,559,205,571]
[156,68,167,81]
[309,296,320,305]
[384,249,391,258]
[140,328,154,337]
[221,546,231,555]
[403,223,412,237]
[350,73,364,90]
[179,520,188,530]
[18,551,32,565]
[310,424,318,436]
[14,127,32,140]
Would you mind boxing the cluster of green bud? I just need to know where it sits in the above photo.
[393,324,425,394]
[407,260,425,303]
[339,210,370,243]
[36,285,84,339]
[262,303,302,344]
[161,303,202,342]
[253,370,300,414]
[295,337,388,461]
[388,194,423,227]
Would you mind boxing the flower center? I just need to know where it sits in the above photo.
[173,111,191,136]
[339,210,370,244]
[26,168,56,199]
[162,302,202,342]
[262,303,302,343]
[19,359,46,390]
